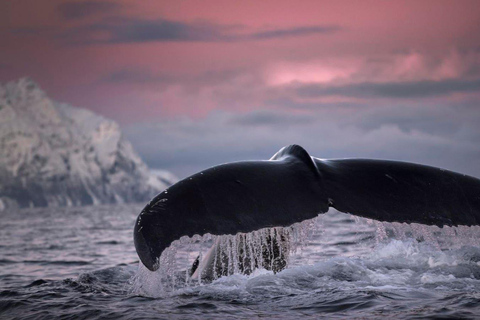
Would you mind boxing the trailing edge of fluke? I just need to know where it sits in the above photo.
[134,144,480,271]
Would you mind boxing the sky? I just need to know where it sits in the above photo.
[1,0,480,178]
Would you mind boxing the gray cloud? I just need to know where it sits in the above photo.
[57,1,121,20]
[297,78,480,99]
[9,14,341,45]
[349,102,480,138]
[101,17,226,43]
[124,101,480,179]
[249,25,341,40]
[265,98,366,110]
[230,110,313,127]
[57,17,210,44]
[58,16,340,44]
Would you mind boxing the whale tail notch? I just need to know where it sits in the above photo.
[134,145,329,271]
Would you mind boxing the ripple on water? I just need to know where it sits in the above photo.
[2,206,480,319]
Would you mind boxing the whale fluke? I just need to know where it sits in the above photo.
[134,145,480,271]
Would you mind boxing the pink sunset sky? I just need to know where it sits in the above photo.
[1,0,480,177]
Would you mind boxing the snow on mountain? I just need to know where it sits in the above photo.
[0,77,177,210]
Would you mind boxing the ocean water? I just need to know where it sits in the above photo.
[2,204,480,319]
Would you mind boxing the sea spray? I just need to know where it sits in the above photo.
[131,210,480,297]
[130,216,319,296]
[372,220,480,250]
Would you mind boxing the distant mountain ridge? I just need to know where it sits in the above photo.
[0,78,177,210]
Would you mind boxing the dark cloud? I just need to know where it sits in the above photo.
[124,98,480,179]
[57,1,121,20]
[249,26,342,40]
[349,104,464,137]
[9,13,340,45]
[230,110,313,126]
[297,78,480,99]
[265,98,366,110]
[59,17,227,44]
[58,15,340,44]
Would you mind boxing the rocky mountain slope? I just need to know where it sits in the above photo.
[0,78,176,210]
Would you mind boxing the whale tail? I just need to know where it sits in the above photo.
[134,145,480,272]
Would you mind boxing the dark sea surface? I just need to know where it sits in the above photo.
[2,204,480,319]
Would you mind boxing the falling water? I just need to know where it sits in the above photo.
[131,217,319,296]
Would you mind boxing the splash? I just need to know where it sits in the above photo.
[130,217,318,296]
[368,219,480,250]
[131,210,480,297]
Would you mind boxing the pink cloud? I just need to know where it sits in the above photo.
[1,0,479,123]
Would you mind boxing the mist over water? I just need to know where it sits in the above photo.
[2,205,480,319]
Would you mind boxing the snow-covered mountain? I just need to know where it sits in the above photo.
[0,78,177,210]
